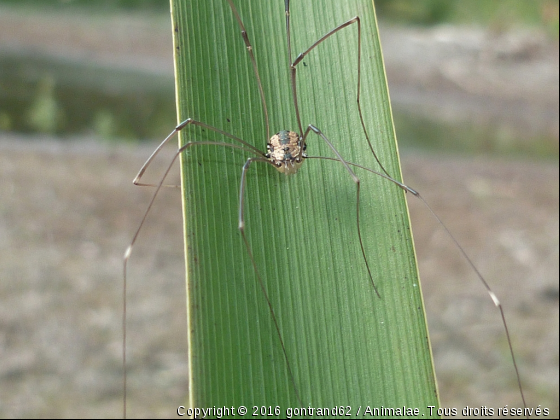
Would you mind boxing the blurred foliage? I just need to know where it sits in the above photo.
[25,75,64,134]
[0,0,557,34]
[7,0,146,11]
[0,0,167,11]
[1,53,176,140]
[1,0,557,36]
[376,0,558,36]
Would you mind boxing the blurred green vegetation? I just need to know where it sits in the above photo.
[0,53,175,140]
[0,0,167,11]
[377,0,558,34]
[0,0,557,36]
[1,0,556,38]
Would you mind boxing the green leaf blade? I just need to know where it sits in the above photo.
[171,0,439,417]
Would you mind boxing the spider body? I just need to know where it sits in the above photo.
[266,130,307,174]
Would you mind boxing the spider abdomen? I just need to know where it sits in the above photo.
[266,130,306,175]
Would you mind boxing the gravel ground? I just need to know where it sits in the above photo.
[0,137,557,418]
[0,4,558,419]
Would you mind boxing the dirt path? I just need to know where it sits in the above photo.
[0,135,557,417]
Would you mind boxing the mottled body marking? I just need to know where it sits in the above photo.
[267,130,306,175]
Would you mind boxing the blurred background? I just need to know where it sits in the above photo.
[0,0,557,418]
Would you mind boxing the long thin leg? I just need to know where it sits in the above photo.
[413,195,528,415]
[237,157,303,408]
[307,155,528,415]
[227,0,270,142]
[123,122,264,419]
[302,124,380,298]
[286,4,527,409]
[285,0,391,178]
[132,118,264,187]
[222,5,303,404]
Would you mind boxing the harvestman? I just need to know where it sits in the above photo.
[123,0,527,416]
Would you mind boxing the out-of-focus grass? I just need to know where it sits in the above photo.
[376,0,558,36]
[1,0,557,36]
